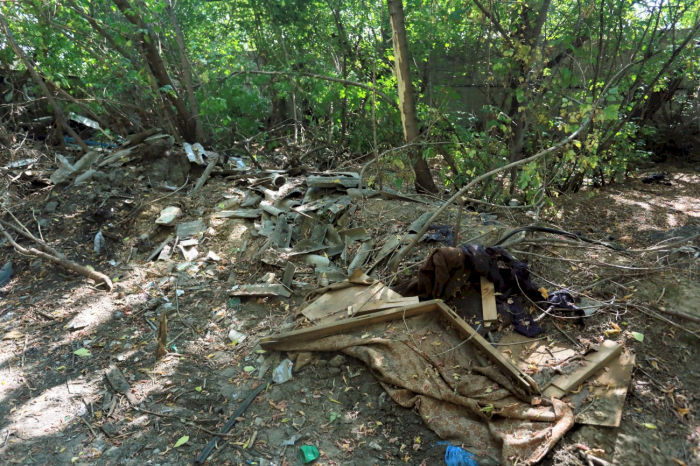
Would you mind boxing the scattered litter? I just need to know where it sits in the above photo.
[156,206,182,226]
[306,172,359,188]
[228,329,248,344]
[94,230,106,254]
[281,434,302,447]
[338,227,370,243]
[184,142,209,165]
[213,209,261,219]
[272,359,293,384]
[178,243,199,261]
[298,445,320,463]
[347,240,374,275]
[445,445,478,466]
[176,219,206,238]
[282,262,296,288]
[230,284,292,298]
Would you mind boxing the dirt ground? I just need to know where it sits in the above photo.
[0,144,699,466]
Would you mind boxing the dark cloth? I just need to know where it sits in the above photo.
[401,246,546,337]
[425,224,455,245]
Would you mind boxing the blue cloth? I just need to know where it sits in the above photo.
[445,445,477,466]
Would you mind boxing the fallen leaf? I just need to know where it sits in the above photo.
[642,423,657,429]
[631,331,644,342]
[73,348,91,357]
[174,435,189,448]
[2,331,23,340]
[538,287,549,299]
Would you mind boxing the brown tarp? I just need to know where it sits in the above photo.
[275,313,573,465]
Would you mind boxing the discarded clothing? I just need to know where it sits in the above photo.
[401,246,545,336]
[426,224,454,245]
[271,313,573,465]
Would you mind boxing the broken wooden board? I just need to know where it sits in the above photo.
[266,301,442,348]
[349,297,420,316]
[301,271,403,323]
[480,276,498,327]
[543,340,623,398]
[262,299,537,395]
[306,172,360,188]
[437,302,539,395]
[499,332,633,427]
[497,332,577,374]
[230,283,292,298]
[571,351,635,427]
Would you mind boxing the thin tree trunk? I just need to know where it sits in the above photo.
[166,0,207,144]
[386,0,437,193]
[0,11,90,154]
[112,0,197,142]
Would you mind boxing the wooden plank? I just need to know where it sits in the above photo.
[480,276,498,326]
[437,302,538,395]
[262,298,537,396]
[349,297,420,316]
[543,340,622,398]
[261,300,441,348]
[575,352,635,427]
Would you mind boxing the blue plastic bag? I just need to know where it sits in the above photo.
[445,445,477,466]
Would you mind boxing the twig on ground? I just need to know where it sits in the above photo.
[0,221,113,291]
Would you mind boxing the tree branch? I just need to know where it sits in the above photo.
[226,70,398,110]
[389,64,633,272]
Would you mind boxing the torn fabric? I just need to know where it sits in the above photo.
[273,313,573,465]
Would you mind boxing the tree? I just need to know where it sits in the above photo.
[387,0,437,193]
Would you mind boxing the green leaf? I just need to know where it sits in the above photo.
[174,435,189,447]
[73,348,91,357]
[243,366,255,372]
[330,411,339,422]
[195,386,202,392]
[631,332,644,342]
[602,104,618,121]
[642,423,657,430]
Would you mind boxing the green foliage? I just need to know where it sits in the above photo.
[0,0,697,200]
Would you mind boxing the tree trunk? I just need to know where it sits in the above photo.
[387,0,437,193]
[0,11,90,154]
[166,0,207,144]
[112,0,198,142]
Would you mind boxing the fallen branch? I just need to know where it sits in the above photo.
[0,217,66,259]
[389,65,632,272]
[0,222,113,291]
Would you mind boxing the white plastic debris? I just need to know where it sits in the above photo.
[94,230,106,254]
[155,206,182,226]
[272,359,294,384]
[184,142,209,165]
[228,329,248,344]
